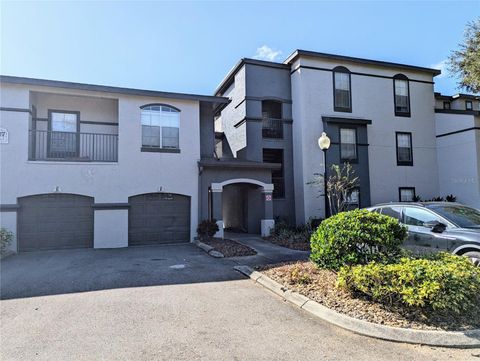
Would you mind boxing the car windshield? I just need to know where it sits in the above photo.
[427,204,480,228]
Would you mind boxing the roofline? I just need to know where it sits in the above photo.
[284,49,442,76]
[435,92,480,101]
[213,58,289,96]
[0,75,229,104]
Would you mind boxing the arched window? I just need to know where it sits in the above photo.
[393,74,410,116]
[140,104,180,149]
[333,66,351,112]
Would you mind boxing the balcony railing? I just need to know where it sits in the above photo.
[29,130,118,162]
[262,118,283,139]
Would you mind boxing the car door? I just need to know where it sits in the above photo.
[402,206,449,254]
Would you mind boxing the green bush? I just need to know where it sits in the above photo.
[310,209,407,270]
[270,219,313,245]
[0,227,13,253]
[197,219,219,240]
[337,253,480,313]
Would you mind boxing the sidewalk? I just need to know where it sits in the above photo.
[225,232,309,267]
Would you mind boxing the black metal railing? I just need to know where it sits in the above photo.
[29,130,118,162]
[262,118,283,138]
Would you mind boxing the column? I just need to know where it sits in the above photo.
[261,189,275,237]
[211,188,224,239]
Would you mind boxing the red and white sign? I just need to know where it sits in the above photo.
[265,194,272,201]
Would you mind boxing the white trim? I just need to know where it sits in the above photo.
[452,244,480,255]
[211,178,274,192]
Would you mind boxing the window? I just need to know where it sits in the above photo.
[263,149,284,198]
[141,105,180,150]
[466,100,473,111]
[345,188,360,209]
[404,207,441,227]
[48,110,79,158]
[262,100,283,138]
[443,101,451,110]
[340,128,357,161]
[380,206,402,221]
[399,187,416,202]
[393,75,410,116]
[333,67,351,112]
[396,132,413,166]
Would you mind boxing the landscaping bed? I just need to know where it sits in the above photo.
[202,238,257,257]
[259,260,480,331]
[266,235,310,251]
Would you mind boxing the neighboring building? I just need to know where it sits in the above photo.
[1,49,478,253]
[434,92,480,208]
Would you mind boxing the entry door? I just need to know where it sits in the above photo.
[48,111,79,158]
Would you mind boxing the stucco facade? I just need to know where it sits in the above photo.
[0,78,226,251]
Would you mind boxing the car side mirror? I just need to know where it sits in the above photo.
[424,220,447,233]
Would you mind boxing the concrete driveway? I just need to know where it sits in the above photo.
[0,242,476,360]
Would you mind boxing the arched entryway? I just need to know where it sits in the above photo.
[210,178,274,238]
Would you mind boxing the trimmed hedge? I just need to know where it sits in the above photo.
[310,209,407,270]
[337,253,480,313]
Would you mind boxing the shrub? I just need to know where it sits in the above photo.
[197,219,219,240]
[270,220,313,249]
[0,227,13,253]
[337,253,480,313]
[310,209,407,270]
[288,263,312,285]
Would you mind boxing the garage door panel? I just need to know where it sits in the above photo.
[18,194,94,252]
[128,193,190,246]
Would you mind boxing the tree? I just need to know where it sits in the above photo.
[448,18,480,93]
[309,162,359,216]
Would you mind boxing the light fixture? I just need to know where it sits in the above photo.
[318,132,331,151]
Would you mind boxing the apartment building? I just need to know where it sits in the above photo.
[434,92,480,207]
[1,49,478,253]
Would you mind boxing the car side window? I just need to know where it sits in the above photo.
[404,207,440,227]
[380,206,402,221]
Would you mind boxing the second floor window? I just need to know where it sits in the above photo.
[466,100,473,110]
[333,67,351,112]
[141,105,180,149]
[396,132,413,166]
[394,75,410,116]
[340,128,357,161]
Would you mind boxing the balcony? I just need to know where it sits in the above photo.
[29,130,118,162]
[262,118,283,139]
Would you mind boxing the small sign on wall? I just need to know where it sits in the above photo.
[0,128,8,144]
[265,194,272,202]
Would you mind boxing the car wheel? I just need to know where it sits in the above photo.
[462,251,480,267]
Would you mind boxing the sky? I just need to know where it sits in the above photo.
[1,1,479,96]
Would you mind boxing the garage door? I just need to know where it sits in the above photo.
[18,194,94,252]
[128,193,190,246]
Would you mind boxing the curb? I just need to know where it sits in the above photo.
[233,265,480,348]
[192,240,224,258]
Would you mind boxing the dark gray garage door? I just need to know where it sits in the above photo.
[128,193,190,246]
[18,194,94,252]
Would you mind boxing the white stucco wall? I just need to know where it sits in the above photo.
[291,56,439,222]
[435,113,480,208]
[94,209,128,248]
[0,82,201,249]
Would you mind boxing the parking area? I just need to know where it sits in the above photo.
[0,243,475,360]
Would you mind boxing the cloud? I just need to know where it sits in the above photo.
[253,45,282,62]
[431,59,448,78]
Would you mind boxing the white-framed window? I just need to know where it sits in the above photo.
[394,75,410,116]
[466,100,473,111]
[141,105,180,149]
[399,187,415,202]
[346,188,360,209]
[333,67,351,112]
[340,128,357,160]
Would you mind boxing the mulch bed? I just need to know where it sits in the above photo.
[266,236,311,251]
[258,261,480,331]
[202,238,257,258]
